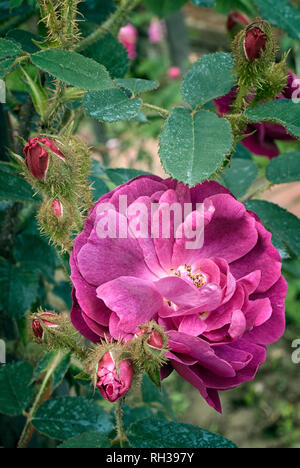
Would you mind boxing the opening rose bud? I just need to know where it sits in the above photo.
[23,137,65,180]
[51,199,64,218]
[96,352,134,403]
[227,11,249,32]
[244,27,267,61]
[136,328,164,349]
[32,312,59,340]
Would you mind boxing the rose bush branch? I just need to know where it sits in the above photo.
[74,0,142,52]
[17,351,66,449]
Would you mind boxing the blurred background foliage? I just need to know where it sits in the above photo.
[0,0,300,448]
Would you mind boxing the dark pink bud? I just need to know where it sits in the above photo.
[227,12,249,32]
[51,199,64,218]
[96,352,133,402]
[23,137,65,180]
[136,328,164,349]
[32,312,59,340]
[244,27,267,61]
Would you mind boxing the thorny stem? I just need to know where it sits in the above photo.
[233,83,250,113]
[41,81,65,130]
[75,0,142,52]
[114,400,127,448]
[17,352,65,449]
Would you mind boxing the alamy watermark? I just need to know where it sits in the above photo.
[292,339,300,364]
[0,339,6,365]
[292,78,300,104]
[95,196,207,250]
[0,80,6,104]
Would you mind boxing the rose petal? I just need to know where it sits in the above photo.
[97,276,163,333]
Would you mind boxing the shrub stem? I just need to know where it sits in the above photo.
[17,352,65,449]
[75,0,142,52]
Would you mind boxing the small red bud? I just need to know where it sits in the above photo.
[32,312,59,340]
[136,328,164,349]
[51,199,64,218]
[32,319,44,340]
[147,330,164,349]
[24,137,65,180]
[227,12,249,32]
[244,27,267,61]
[96,352,134,402]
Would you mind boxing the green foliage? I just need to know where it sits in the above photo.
[191,0,215,6]
[142,375,174,418]
[32,397,113,440]
[84,89,142,122]
[0,58,15,79]
[104,168,150,186]
[0,362,34,416]
[159,108,233,185]
[266,152,300,184]
[6,29,40,53]
[82,34,129,79]
[182,53,236,108]
[215,0,257,15]
[233,143,253,160]
[14,234,57,281]
[78,0,116,25]
[31,50,114,91]
[253,0,300,39]
[128,418,237,448]
[0,260,39,319]
[246,100,300,139]
[145,0,187,18]
[51,353,71,391]
[32,352,57,383]
[0,163,37,203]
[58,432,111,448]
[0,38,23,78]
[10,0,25,8]
[115,78,159,95]
[0,38,22,58]
[245,200,300,258]
[219,158,258,198]
[1,0,300,451]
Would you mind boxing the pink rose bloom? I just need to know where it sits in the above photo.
[168,66,181,80]
[118,24,138,60]
[97,352,134,402]
[24,137,65,180]
[70,176,287,412]
[148,20,165,43]
[214,71,298,159]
